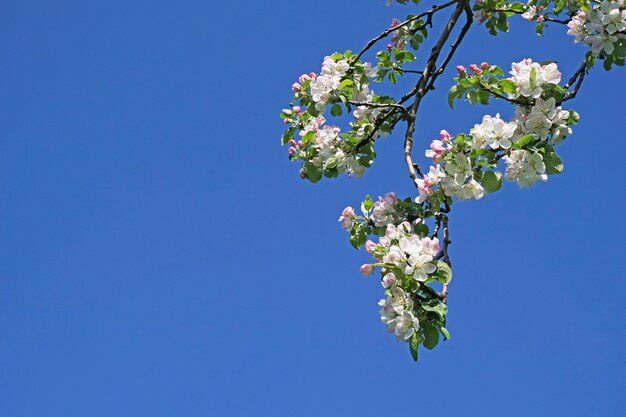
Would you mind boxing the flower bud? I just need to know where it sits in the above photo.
[292,106,301,113]
[360,264,374,276]
[469,64,482,75]
[288,139,296,146]
[456,65,466,75]
[288,147,296,155]
[291,82,301,91]
[387,43,393,51]
[439,129,451,142]
[297,140,304,147]
[481,62,489,69]
[365,240,377,254]
[537,15,545,23]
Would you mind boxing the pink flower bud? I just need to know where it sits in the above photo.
[283,119,290,124]
[292,106,301,113]
[537,15,545,23]
[288,139,296,146]
[386,44,393,51]
[297,140,304,147]
[469,64,482,75]
[292,82,301,91]
[360,264,374,276]
[365,240,377,254]
[537,5,544,12]
[288,147,296,155]
[309,72,316,78]
[439,129,451,142]
[298,74,310,83]
[481,62,489,69]
[391,18,401,28]
[456,65,466,75]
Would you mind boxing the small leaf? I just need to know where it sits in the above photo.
[409,333,420,361]
[543,152,564,175]
[440,327,451,340]
[480,170,502,193]
[434,260,452,284]
[305,163,322,183]
[423,325,440,350]
[330,104,343,117]
[514,134,534,149]
[498,79,517,95]
[362,195,374,211]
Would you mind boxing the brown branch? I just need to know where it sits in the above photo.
[562,60,587,102]
[353,0,459,62]
[404,0,470,186]
[348,100,410,117]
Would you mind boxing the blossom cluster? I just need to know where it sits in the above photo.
[342,215,450,344]
[567,0,626,56]
[281,52,390,182]
[417,59,578,203]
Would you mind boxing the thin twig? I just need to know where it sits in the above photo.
[353,0,459,62]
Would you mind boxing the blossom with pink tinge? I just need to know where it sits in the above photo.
[338,206,356,230]
[360,264,374,276]
[365,240,377,254]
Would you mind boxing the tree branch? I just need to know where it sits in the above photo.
[353,0,460,63]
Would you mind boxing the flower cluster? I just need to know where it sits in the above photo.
[567,1,626,56]
[509,58,562,98]
[418,59,578,204]
[354,219,450,344]
[503,149,548,187]
[281,52,394,183]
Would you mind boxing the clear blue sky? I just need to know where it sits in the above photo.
[1,1,624,416]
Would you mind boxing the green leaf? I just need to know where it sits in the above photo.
[434,260,452,284]
[302,130,316,145]
[423,325,439,350]
[422,301,448,322]
[447,85,458,109]
[535,22,544,36]
[543,152,564,175]
[413,222,429,237]
[409,333,420,361]
[498,79,517,95]
[362,195,374,211]
[305,163,322,183]
[514,134,534,149]
[480,170,502,193]
[330,104,342,117]
[440,327,451,340]
[349,224,367,249]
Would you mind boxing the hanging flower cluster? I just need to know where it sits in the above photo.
[567,1,626,58]
[339,201,452,355]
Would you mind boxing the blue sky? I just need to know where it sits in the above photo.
[1,1,624,416]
